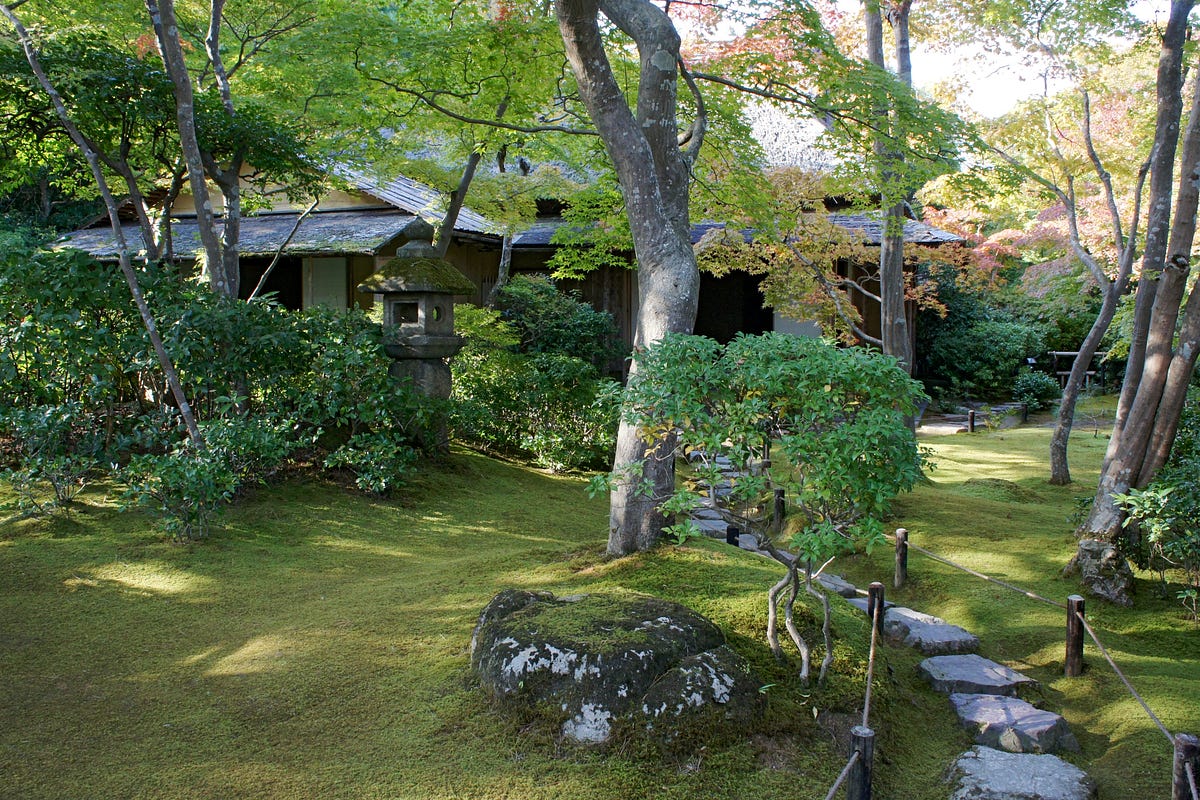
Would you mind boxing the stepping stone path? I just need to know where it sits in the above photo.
[684,451,1095,799]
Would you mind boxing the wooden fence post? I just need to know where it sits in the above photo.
[772,488,786,533]
[867,582,885,635]
[725,525,740,547]
[846,725,875,800]
[1174,732,1199,800]
[968,410,976,433]
[1066,595,1085,678]
[894,528,908,589]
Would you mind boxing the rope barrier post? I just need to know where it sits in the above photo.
[725,525,740,547]
[968,410,976,433]
[894,528,908,589]
[1066,595,1085,678]
[867,582,885,636]
[1174,732,1199,800]
[846,725,875,800]
[773,488,786,534]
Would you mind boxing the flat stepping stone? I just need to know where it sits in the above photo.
[847,596,895,616]
[690,508,724,521]
[948,746,1096,800]
[919,654,1039,697]
[884,607,980,655]
[691,518,730,536]
[816,573,858,598]
[950,694,1079,754]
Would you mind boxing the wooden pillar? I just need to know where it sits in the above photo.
[968,410,976,433]
[867,582,885,635]
[1174,732,1199,800]
[846,725,875,800]
[1066,595,1085,678]
[894,528,908,589]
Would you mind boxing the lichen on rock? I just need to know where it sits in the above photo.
[470,590,762,746]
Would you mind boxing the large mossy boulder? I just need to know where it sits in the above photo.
[470,590,763,745]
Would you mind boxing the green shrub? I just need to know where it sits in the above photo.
[0,402,105,516]
[121,446,239,542]
[119,414,296,541]
[495,274,626,369]
[928,317,1045,399]
[1012,371,1061,411]
[452,305,619,471]
[324,431,419,495]
[1,242,435,533]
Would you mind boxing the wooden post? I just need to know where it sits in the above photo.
[1174,732,1199,800]
[894,528,908,589]
[846,725,875,800]
[1066,595,1085,678]
[772,488,786,533]
[725,525,740,547]
[968,409,976,433]
[867,582,885,635]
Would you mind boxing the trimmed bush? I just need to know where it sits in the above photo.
[452,302,620,472]
[1012,370,1061,411]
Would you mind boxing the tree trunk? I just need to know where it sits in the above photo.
[1082,0,1197,539]
[210,160,243,298]
[485,233,514,308]
[879,207,911,370]
[436,151,483,260]
[865,0,914,373]
[557,0,700,556]
[1049,282,1124,484]
[146,0,232,296]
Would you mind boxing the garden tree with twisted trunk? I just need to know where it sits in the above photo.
[557,0,704,555]
[615,332,926,681]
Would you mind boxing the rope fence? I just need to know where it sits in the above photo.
[888,529,1066,609]
[888,527,1198,800]
[861,585,882,728]
[1073,610,1173,743]
[821,584,883,799]
[822,750,859,800]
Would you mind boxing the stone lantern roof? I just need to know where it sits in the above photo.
[357,218,475,296]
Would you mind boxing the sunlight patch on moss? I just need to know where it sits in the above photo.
[313,536,416,559]
[83,562,214,597]
[204,634,297,677]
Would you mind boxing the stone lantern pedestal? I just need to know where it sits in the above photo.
[357,218,475,402]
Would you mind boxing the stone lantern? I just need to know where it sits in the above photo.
[357,218,475,400]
